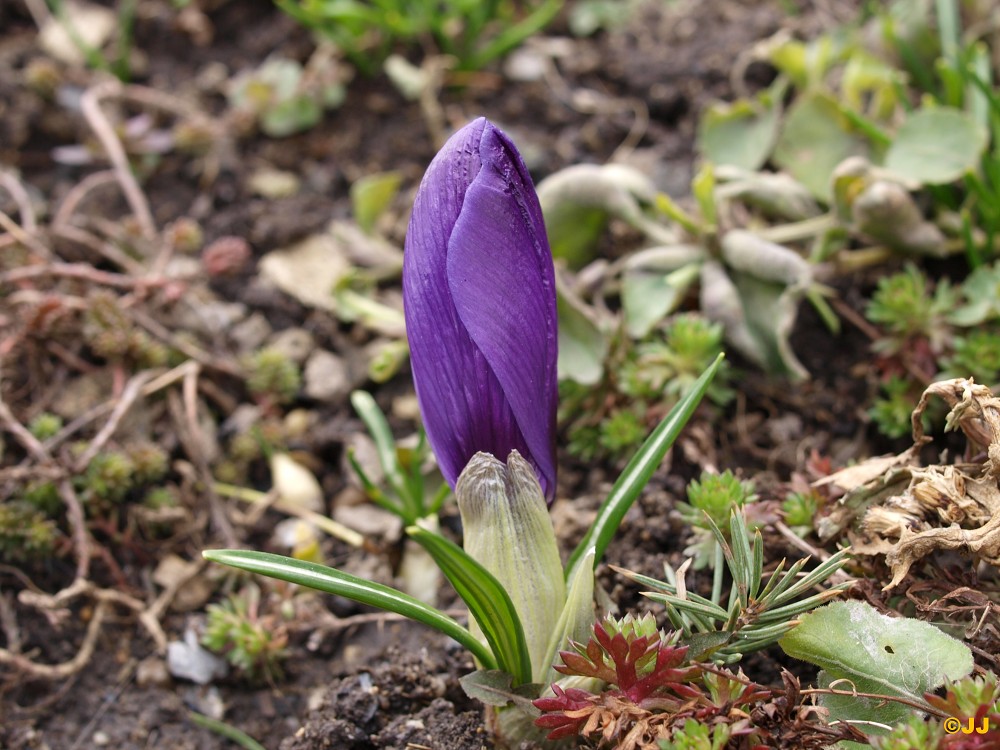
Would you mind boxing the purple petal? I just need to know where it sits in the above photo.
[447,124,557,496]
[402,118,557,499]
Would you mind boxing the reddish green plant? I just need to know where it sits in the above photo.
[532,614,770,747]
[928,676,1000,750]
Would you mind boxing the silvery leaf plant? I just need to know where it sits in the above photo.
[537,160,832,382]
[204,118,722,745]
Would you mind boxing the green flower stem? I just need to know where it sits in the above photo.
[754,213,836,245]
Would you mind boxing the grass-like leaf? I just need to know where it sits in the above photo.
[612,510,852,660]
[350,390,418,520]
[345,449,404,517]
[565,354,724,579]
[189,712,266,750]
[407,525,532,685]
[202,549,495,669]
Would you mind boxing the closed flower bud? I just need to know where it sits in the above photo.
[403,118,558,500]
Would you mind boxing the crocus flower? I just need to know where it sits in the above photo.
[403,117,558,500]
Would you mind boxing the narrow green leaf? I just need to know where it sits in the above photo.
[681,632,732,661]
[465,0,563,70]
[750,530,764,601]
[757,557,810,607]
[692,163,717,228]
[202,549,495,669]
[772,552,851,604]
[736,621,802,643]
[757,587,849,623]
[934,0,959,64]
[566,354,723,578]
[655,193,702,235]
[189,712,266,750]
[756,558,787,602]
[406,526,532,685]
[539,547,595,685]
[345,448,404,517]
[350,171,402,234]
[642,594,730,621]
[427,481,451,516]
[613,568,727,616]
[727,513,754,606]
[400,429,427,512]
[350,390,415,518]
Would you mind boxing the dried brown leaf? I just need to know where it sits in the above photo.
[823,379,1000,589]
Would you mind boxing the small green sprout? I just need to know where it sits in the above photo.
[941,329,1000,386]
[659,718,738,750]
[679,470,756,531]
[227,56,348,138]
[126,441,169,485]
[870,375,922,440]
[202,585,288,683]
[677,470,757,569]
[622,315,731,406]
[244,348,301,405]
[83,450,136,508]
[24,480,62,516]
[84,291,168,366]
[865,264,954,354]
[869,718,944,750]
[143,486,179,510]
[564,419,601,462]
[28,412,63,441]
[567,314,731,463]
[781,491,818,537]
[74,443,172,515]
[0,501,59,563]
[661,315,733,403]
[616,510,851,662]
[599,409,647,457]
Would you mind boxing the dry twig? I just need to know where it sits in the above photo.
[73,371,152,471]
[79,80,157,241]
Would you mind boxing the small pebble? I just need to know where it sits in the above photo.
[136,656,172,688]
[267,327,316,365]
[304,349,350,401]
[167,627,229,685]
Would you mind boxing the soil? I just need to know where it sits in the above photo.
[0,1,965,749]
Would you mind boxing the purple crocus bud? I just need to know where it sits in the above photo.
[403,118,558,500]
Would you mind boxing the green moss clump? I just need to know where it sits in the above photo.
[0,501,58,563]
[244,348,301,404]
